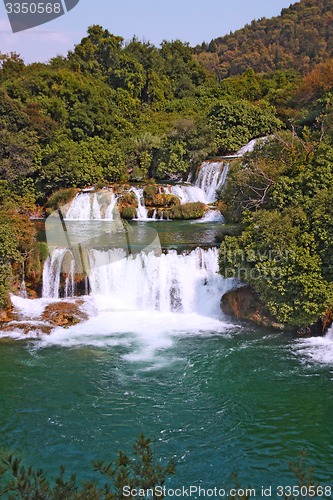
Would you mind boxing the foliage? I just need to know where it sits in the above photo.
[219,208,332,326]
[208,100,282,154]
[0,434,175,499]
[46,188,77,212]
[0,183,36,308]
[219,129,333,326]
[169,202,207,220]
[194,0,333,77]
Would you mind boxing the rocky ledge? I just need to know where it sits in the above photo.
[221,285,285,330]
[221,286,333,337]
[0,299,88,337]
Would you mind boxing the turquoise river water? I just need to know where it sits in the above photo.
[0,220,333,497]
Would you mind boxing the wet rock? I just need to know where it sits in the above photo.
[0,308,14,323]
[0,299,89,337]
[41,300,88,327]
[0,322,53,336]
[221,286,285,330]
[296,310,333,338]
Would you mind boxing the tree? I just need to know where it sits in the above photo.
[0,129,40,183]
[0,434,175,499]
[0,181,36,308]
[219,209,332,326]
[208,100,282,154]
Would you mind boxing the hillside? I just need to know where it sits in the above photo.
[194,0,333,78]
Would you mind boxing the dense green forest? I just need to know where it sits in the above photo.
[194,0,333,77]
[1,0,333,329]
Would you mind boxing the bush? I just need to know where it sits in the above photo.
[120,206,137,219]
[46,188,77,211]
[169,202,207,219]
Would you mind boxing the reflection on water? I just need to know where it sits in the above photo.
[35,219,237,252]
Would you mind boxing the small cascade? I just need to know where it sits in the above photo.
[196,210,224,223]
[294,323,333,365]
[131,187,149,220]
[104,192,118,219]
[194,161,229,203]
[64,191,118,220]
[19,262,28,298]
[326,325,333,341]
[64,259,75,298]
[236,138,258,156]
[165,185,207,204]
[228,136,268,158]
[42,248,75,299]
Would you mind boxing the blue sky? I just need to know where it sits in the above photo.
[0,0,299,64]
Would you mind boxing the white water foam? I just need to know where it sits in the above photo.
[293,326,333,365]
[87,247,231,315]
[64,191,118,220]
[194,162,229,203]
[35,309,233,361]
[192,210,224,223]
[165,184,207,204]
[130,187,149,220]
[10,295,57,318]
[5,248,236,360]
[235,136,269,157]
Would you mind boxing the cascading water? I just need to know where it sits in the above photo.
[88,247,228,316]
[293,322,333,365]
[130,187,149,220]
[60,160,230,222]
[64,191,118,220]
[194,161,229,203]
[42,248,75,299]
[165,185,207,204]
[42,246,231,317]
[327,326,333,341]
[32,244,236,356]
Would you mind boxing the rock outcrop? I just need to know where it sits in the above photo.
[221,286,284,330]
[0,299,89,337]
[221,286,333,336]
[41,300,88,327]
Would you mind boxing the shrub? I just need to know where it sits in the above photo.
[169,202,207,219]
[120,206,137,219]
[46,188,77,211]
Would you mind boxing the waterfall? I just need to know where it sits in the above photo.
[19,262,28,298]
[42,248,75,299]
[130,187,149,220]
[52,159,231,223]
[64,191,118,220]
[165,185,207,204]
[194,161,229,203]
[326,325,333,341]
[42,246,231,317]
[64,259,75,298]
